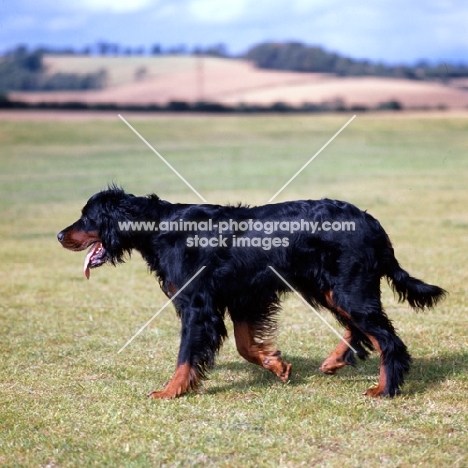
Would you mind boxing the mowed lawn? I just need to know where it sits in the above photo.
[0,111,467,467]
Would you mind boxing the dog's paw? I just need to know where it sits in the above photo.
[263,354,292,382]
[319,358,347,375]
[278,362,292,382]
[147,389,180,400]
[363,384,401,397]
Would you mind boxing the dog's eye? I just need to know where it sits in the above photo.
[82,216,89,224]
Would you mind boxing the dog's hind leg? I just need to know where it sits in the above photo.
[359,323,412,398]
[325,289,412,397]
[319,291,372,375]
[233,321,292,382]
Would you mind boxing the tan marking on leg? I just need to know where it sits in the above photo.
[320,329,352,375]
[363,335,387,397]
[324,290,352,320]
[324,290,335,308]
[320,291,353,375]
[233,321,292,382]
[165,282,177,298]
[148,363,200,399]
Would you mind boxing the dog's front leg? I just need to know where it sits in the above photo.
[233,321,292,382]
[148,362,200,399]
[148,293,227,399]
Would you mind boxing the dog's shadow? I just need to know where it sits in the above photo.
[204,352,468,397]
[403,352,468,395]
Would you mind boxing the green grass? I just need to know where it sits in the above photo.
[0,111,467,467]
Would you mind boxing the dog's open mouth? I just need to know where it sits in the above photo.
[84,242,108,279]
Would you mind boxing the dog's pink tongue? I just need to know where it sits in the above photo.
[83,243,100,279]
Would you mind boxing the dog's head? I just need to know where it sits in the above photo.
[57,187,137,278]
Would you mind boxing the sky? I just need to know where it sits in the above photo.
[1,0,467,64]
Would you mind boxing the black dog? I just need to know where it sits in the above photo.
[57,187,446,399]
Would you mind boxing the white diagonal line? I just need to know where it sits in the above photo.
[118,114,208,203]
[117,266,206,354]
[268,115,356,203]
[268,266,357,354]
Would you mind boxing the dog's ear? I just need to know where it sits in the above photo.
[98,191,136,264]
[104,194,134,217]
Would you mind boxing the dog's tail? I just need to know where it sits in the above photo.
[382,242,447,310]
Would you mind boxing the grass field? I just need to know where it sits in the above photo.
[0,111,467,467]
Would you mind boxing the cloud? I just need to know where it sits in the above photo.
[46,16,88,32]
[72,0,156,14]
[290,0,340,14]
[20,0,158,15]
[188,0,250,23]
[1,0,467,62]
[1,15,36,32]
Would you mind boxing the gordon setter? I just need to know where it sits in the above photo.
[57,187,446,399]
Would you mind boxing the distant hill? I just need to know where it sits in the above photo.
[245,42,468,81]
[7,54,468,111]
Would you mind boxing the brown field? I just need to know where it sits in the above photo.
[2,109,468,123]
[9,55,468,109]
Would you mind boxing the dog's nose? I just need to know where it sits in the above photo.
[57,231,64,243]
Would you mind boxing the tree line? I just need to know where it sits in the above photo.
[0,47,107,92]
[0,95,406,113]
[7,42,229,58]
[245,42,468,81]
